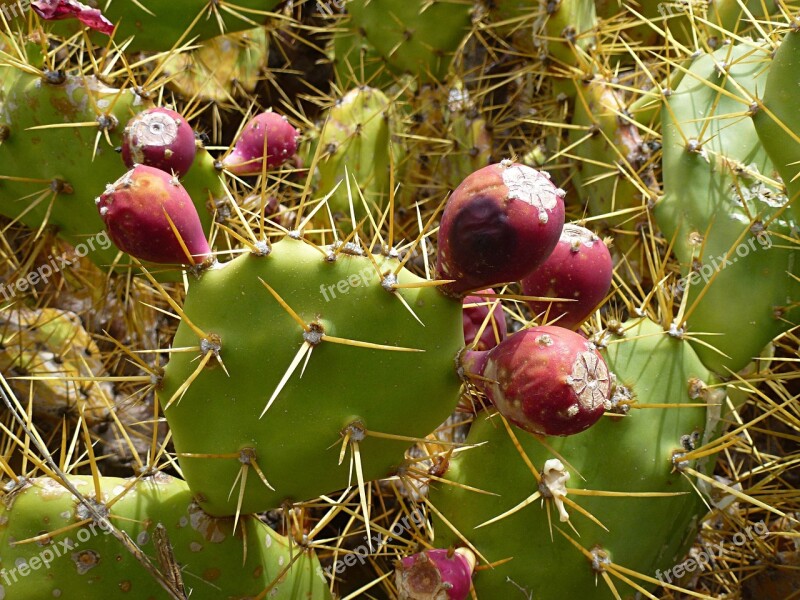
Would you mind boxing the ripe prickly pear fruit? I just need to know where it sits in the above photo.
[520,224,613,329]
[121,107,197,177]
[222,111,299,175]
[463,326,610,436]
[31,0,114,34]
[462,290,507,351]
[96,165,212,265]
[436,161,565,297]
[396,548,476,600]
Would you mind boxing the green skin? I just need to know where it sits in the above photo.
[160,236,463,516]
[570,77,656,252]
[45,0,281,53]
[431,318,719,598]
[656,43,799,374]
[316,87,401,228]
[539,0,596,67]
[0,474,330,599]
[753,28,800,222]
[344,0,473,82]
[0,71,221,275]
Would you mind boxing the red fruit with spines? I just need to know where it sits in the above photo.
[222,111,299,175]
[521,224,613,330]
[462,289,507,351]
[96,165,212,265]
[121,107,197,177]
[396,548,475,600]
[460,326,610,436]
[436,160,565,297]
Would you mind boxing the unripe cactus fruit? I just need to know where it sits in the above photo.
[436,161,566,297]
[462,326,610,436]
[121,107,197,177]
[462,290,507,351]
[96,165,212,265]
[222,111,299,175]
[396,548,476,600]
[520,224,613,329]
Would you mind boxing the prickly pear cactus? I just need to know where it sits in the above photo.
[430,318,723,597]
[159,236,463,515]
[656,42,799,374]
[0,474,330,599]
[0,70,222,273]
[315,86,402,226]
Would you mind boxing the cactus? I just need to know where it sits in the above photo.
[158,236,464,516]
[655,41,799,374]
[0,474,330,599]
[431,318,723,597]
[0,70,222,273]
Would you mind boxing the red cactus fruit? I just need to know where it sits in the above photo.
[396,548,475,600]
[521,224,613,330]
[462,290,507,351]
[31,1,114,34]
[96,165,211,265]
[121,108,197,177]
[436,161,565,297]
[462,326,610,436]
[222,111,299,175]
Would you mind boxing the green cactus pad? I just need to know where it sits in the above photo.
[430,318,721,598]
[656,43,799,374]
[159,236,463,516]
[316,86,402,228]
[343,0,473,82]
[0,70,222,275]
[753,27,800,222]
[0,474,330,599]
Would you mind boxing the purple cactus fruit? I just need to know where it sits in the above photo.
[396,548,475,600]
[462,326,610,436]
[462,289,507,351]
[31,1,114,34]
[121,108,197,177]
[222,111,299,176]
[436,160,565,297]
[96,165,212,265]
[521,224,613,330]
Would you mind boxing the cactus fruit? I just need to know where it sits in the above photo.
[431,318,722,597]
[121,108,197,177]
[31,0,114,34]
[520,224,613,329]
[462,290,507,351]
[656,42,800,373]
[96,165,213,266]
[0,474,331,599]
[158,236,463,515]
[395,547,476,600]
[222,111,300,176]
[461,325,611,435]
[436,161,566,296]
